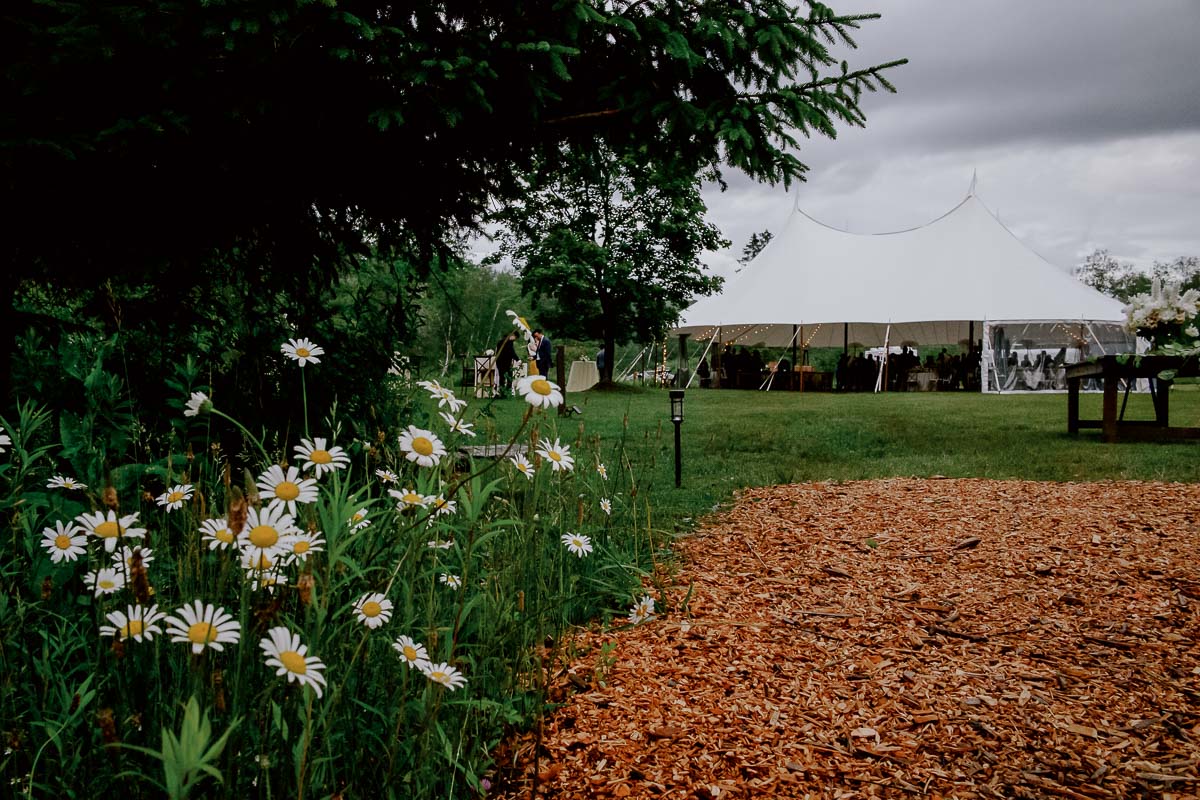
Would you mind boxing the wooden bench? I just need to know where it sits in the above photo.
[1066,355,1200,442]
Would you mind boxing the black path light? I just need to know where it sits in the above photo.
[669,389,685,488]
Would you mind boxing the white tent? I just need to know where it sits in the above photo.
[673,189,1135,391]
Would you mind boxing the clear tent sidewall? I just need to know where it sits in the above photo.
[981,320,1142,393]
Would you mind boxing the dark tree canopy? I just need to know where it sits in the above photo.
[1077,249,1200,303]
[3,0,904,286]
[739,230,775,265]
[492,142,727,382]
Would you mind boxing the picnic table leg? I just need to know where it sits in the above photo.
[1102,372,1118,443]
[1067,378,1080,435]
[1154,378,1172,426]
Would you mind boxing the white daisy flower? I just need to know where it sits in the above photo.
[510,454,535,480]
[516,375,563,409]
[155,484,194,512]
[421,661,467,691]
[352,593,393,629]
[112,546,154,572]
[536,438,574,472]
[84,567,126,596]
[76,510,147,553]
[199,518,237,550]
[183,391,211,417]
[375,468,399,484]
[238,503,300,563]
[99,604,165,643]
[416,379,446,396]
[392,635,430,669]
[389,487,431,510]
[293,437,351,477]
[242,548,287,574]
[506,310,534,344]
[628,594,656,625]
[1186,324,1199,338]
[561,532,593,558]
[164,600,241,654]
[288,530,325,562]
[435,389,468,414]
[600,498,612,516]
[348,508,371,531]
[438,412,476,438]
[244,566,286,594]
[439,573,462,590]
[426,539,454,550]
[0,427,11,453]
[430,495,457,517]
[41,520,87,563]
[256,464,319,516]
[260,627,327,698]
[46,475,87,491]
[281,337,324,367]
[596,463,608,480]
[399,426,446,468]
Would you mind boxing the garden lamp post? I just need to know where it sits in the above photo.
[669,389,685,488]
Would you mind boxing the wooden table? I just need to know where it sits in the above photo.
[1066,355,1200,442]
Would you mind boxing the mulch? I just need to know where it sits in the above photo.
[494,479,1200,800]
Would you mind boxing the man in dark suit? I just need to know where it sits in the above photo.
[533,329,553,377]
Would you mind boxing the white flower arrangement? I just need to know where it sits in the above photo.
[1123,278,1200,349]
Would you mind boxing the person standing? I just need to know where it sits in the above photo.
[533,329,553,378]
[495,332,517,397]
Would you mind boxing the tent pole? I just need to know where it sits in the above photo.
[791,324,798,388]
[969,320,975,351]
[843,323,849,355]
[713,328,723,389]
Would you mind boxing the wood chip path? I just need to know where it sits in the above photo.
[495,479,1200,799]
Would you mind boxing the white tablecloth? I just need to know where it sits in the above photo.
[566,361,600,393]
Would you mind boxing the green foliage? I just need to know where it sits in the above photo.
[122,696,238,800]
[0,343,652,798]
[1076,249,1200,303]
[738,229,775,265]
[492,142,728,382]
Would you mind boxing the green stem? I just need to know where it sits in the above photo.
[301,368,310,440]
[210,408,271,465]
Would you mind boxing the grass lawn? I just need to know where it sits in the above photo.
[480,384,1200,529]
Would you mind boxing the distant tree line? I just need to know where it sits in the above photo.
[1076,249,1200,302]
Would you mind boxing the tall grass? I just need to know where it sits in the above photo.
[0,358,651,798]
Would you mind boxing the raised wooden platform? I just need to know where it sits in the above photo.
[1066,355,1200,442]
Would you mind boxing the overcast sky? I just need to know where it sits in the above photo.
[702,0,1200,278]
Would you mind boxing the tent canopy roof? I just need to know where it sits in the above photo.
[675,192,1126,349]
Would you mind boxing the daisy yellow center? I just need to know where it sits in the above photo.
[295,347,311,358]
[188,622,218,644]
[430,670,448,683]
[353,512,365,522]
[411,437,434,456]
[55,534,72,549]
[249,525,279,548]
[99,579,116,590]
[531,379,552,396]
[215,528,234,543]
[309,449,332,464]
[279,650,307,675]
[361,601,382,617]
[95,521,122,539]
[293,540,310,554]
[275,481,300,501]
[403,493,421,504]
[167,491,185,503]
[548,451,562,462]
[250,553,273,570]
[120,620,145,639]
[403,645,418,661]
